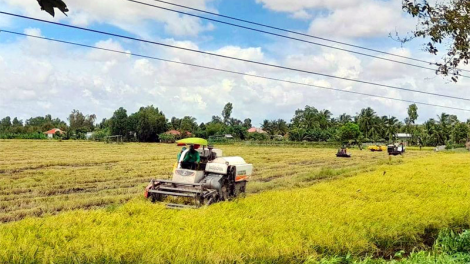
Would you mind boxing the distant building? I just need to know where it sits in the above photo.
[224,134,234,139]
[44,128,64,139]
[395,133,412,145]
[247,127,267,134]
[165,130,191,138]
[86,132,94,139]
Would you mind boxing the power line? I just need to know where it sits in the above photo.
[2,11,470,103]
[147,0,469,73]
[2,29,469,113]
[127,0,470,77]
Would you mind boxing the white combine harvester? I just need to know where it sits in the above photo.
[145,138,253,209]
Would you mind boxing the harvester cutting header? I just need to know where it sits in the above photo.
[145,138,253,209]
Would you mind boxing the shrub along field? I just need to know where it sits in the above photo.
[0,140,417,222]
[1,140,469,263]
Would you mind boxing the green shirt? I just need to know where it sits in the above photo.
[183,151,200,163]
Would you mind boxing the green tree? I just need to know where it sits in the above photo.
[338,123,361,143]
[205,122,224,137]
[403,0,470,81]
[291,105,320,129]
[243,118,252,128]
[222,103,233,126]
[110,107,128,137]
[131,106,167,142]
[0,116,12,132]
[180,116,198,134]
[405,104,419,145]
[453,122,469,144]
[68,110,96,136]
[12,118,23,127]
[384,116,400,143]
[318,110,332,130]
[357,107,377,139]
[169,117,181,130]
[338,113,352,125]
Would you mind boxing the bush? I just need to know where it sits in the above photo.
[0,133,47,139]
[246,132,270,141]
[159,133,176,143]
[91,129,109,141]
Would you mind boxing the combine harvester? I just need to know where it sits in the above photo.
[368,145,387,152]
[336,146,351,158]
[145,138,253,209]
[387,143,406,156]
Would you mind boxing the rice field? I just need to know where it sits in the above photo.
[0,140,416,223]
[1,140,469,263]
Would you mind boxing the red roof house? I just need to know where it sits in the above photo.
[165,130,192,137]
[44,128,64,138]
[247,127,267,134]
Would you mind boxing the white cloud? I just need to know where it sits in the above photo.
[1,0,215,37]
[24,28,42,37]
[291,10,312,20]
[308,0,414,38]
[255,0,361,13]
[1,0,469,125]
[256,0,414,38]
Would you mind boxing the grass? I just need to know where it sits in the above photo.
[0,141,469,263]
[0,140,417,222]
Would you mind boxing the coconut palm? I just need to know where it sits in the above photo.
[357,107,377,139]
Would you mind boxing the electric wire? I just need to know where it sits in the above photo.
[126,0,470,77]
[2,29,469,112]
[1,11,469,103]
[147,0,470,74]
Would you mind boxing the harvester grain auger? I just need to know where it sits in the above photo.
[145,138,252,209]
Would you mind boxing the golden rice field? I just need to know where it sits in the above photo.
[0,140,415,223]
[1,140,469,263]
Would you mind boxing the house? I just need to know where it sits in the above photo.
[247,127,267,134]
[165,130,192,138]
[86,132,94,139]
[44,128,64,139]
[395,133,412,145]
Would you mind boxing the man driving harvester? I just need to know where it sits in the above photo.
[181,144,200,170]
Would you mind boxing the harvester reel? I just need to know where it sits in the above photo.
[201,192,219,206]
[150,191,163,203]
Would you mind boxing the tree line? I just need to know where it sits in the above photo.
[1,103,469,147]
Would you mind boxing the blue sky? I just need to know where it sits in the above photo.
[0,0,469,125]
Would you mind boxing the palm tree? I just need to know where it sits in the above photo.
[437,113,450,142]
[385,116,400,143]
[357,107,377,139]
[339,113,352,124]
[318,110,332,130]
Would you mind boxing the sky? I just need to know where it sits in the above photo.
[0,0,469,126]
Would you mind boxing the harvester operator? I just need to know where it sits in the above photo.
[177,146,187,162]
[181,144,200,170]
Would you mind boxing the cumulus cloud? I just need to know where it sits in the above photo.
[256,0,414,39]
[255,0,361,13]
[1,0,469,125]
[308,0,414,38]
[0,0,215,37]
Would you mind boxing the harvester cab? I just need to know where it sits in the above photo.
[145,138,253,209]
[336,146,351,158]
[387,143,405,156]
